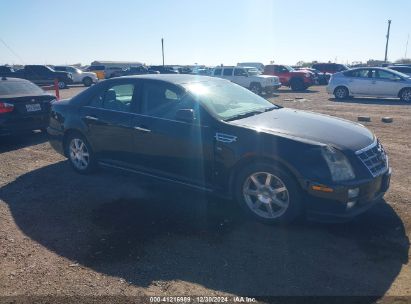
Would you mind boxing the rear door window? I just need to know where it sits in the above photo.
[223,68,233,76]
[213,68,222,76]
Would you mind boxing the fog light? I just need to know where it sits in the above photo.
[348,188,360,199]
[347,201,357,209]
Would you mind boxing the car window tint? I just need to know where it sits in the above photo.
[223,68,233,76]
[234,68,247,76]
[213,68,222,76]
[102,84,134,112]
[0,81,44,97]
[350,69,370,78]
[264,66,274,73]
[375,70,402,80]
[142,82,189,119]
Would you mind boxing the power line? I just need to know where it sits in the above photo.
[0,38,25,64]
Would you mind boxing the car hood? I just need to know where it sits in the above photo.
[229,108,375,151]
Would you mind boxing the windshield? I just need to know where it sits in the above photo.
[245,68,260,75]
[70,67,82,73]
[284,65,294,72]
[184,81,277,121]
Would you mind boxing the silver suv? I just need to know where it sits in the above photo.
[212,66,281,95]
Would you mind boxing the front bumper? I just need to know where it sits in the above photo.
[304,168,392,222]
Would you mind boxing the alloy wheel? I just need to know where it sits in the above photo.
[335,87,347,99]
[58,81,66,89]
[402,89,411,102]
[69,138,90,170]
[242,172,290,219]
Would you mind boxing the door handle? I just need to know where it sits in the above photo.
[133,126,151,133]
[84,115,99,121]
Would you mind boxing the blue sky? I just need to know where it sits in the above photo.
[1,0,410,66]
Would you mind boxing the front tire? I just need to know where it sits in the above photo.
[400,88,411,102]
[334,86,349,99]
[250,83,262,95]
[65,133,96,174]
[234,163,303,224]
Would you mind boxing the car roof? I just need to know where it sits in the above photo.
[118,74,228,85]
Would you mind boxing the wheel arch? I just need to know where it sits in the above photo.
[227,155,304,198]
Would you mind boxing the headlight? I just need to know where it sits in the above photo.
[305,73,311,78]
[322,146,355,182]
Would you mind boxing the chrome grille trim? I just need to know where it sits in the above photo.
[356,140,388,177]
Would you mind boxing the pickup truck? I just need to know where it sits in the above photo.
[263,64,315,91]
[0,65,73,89]
[212,66,281,95]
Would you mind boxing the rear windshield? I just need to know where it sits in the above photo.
[0,81,44,97]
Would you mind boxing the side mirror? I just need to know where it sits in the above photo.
[175,109,195,123]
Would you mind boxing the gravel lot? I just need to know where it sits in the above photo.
[0,85,410,302]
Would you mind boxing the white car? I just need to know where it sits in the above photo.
[212,66,281,95]
[54,66,98,87]
[327,67,411,102]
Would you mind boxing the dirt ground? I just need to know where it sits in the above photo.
[0,85,410,303]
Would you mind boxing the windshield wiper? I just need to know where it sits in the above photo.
[225,110,265,121]
[263,106,277,112]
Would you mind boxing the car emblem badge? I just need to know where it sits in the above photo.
[215,133,237,143]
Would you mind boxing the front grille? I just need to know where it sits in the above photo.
[356,141,388,177]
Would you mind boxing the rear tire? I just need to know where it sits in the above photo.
[58,81,67,89]
[64,133,97,174]
[82,77,92,87]
[334,86,349,99]
[290,78,305,91]
[234,162,303,224]
[400,88,411,102]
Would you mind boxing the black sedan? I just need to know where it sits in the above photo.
[0,77,55,136]
[48,75,391,223]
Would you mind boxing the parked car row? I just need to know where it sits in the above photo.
[212,66,280,95]
[0,65,74,89]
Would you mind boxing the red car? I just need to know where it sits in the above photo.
[263,65,315,91]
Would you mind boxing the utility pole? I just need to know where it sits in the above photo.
[161,38,165,66]
[405,34,409,58]
[384,20,392,62]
